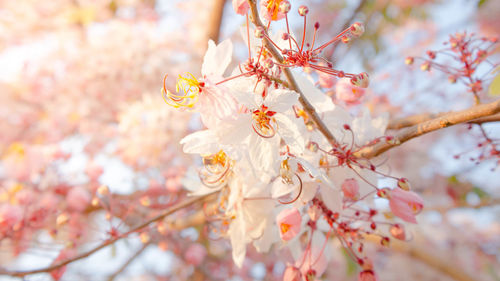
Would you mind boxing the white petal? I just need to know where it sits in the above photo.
[216,114,252,145]
[202,39,233,77]
[294,72,336,113]
[249,134,280,177]
[275,113,305,154]
[320,184,342,213]
[265,89,298,112]
[180,130,219,154]
[228,216,247,268]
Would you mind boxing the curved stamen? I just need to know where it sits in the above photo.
[279,173,303,204]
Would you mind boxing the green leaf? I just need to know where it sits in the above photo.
[489,72,500,96]
[478,0,488,8]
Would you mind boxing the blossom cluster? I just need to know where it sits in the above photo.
[161,1,425,280]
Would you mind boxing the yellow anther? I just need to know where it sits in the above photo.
[162,73,202,109]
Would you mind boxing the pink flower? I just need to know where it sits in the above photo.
[389,188,424,224]
[276,208,302,241]
[342,178,359,200]
[66,187,91,212]
[318,72,335,88]
[261,0,288,21]
[232,0,249,15]
[283,266,301,281]
[335,78,366,105]
[184,243,207,266]
[359,270,379,281]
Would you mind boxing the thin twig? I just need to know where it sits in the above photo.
[355,99,500,158]
[247,0,339,147]
[0,193,217,277]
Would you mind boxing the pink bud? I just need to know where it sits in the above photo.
[350,22,365,37]
[389,188,424,223]
[389,224,406,240]
[66,187,91,212]
[276,208,302,241]
[342,178,360,200]
[232,0,249,15]
[184,243,207,266]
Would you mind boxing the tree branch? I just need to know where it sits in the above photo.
[355,99,500,158]
[388,112,500,130]
[207,0,227,43]
[364,234,477,281]
[247,0,339,147]
[0,193,217,278]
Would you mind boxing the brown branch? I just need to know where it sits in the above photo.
[207,0,227,43]
[388,112,500,130]
[364,234,477,281]
[355,99,500,158]
[0,193,218,278]
[247,0,339,147]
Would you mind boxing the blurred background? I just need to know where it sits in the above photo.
[0,0,499,280]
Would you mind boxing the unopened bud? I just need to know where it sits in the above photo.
[282,32,290,41]
[390,224,406,240]
[350,22,364,37]
[254,26,265,39]
[140,232,150,244]
[426,50,436,59]
[314,22,320,30]
[279,0,291,13]
[405,56,414,65]
[397,178,411,191]
[377,188,389,198]
[341,35,351,43]
[140,196,151,207]
[97,185,109,196]
[298,5,309,16]
[57,213,70,226]
[381,236,390,247]
[420,61,431,71]
[264,58,274,68]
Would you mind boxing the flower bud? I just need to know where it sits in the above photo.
[350,22,365,37]
[390,224,406,240]
[405,56,414,65]
[279,0,291,14]
[420,61,431,71]
[298,5,309,16]
[341,35,351,43]
[397,178,411,191]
